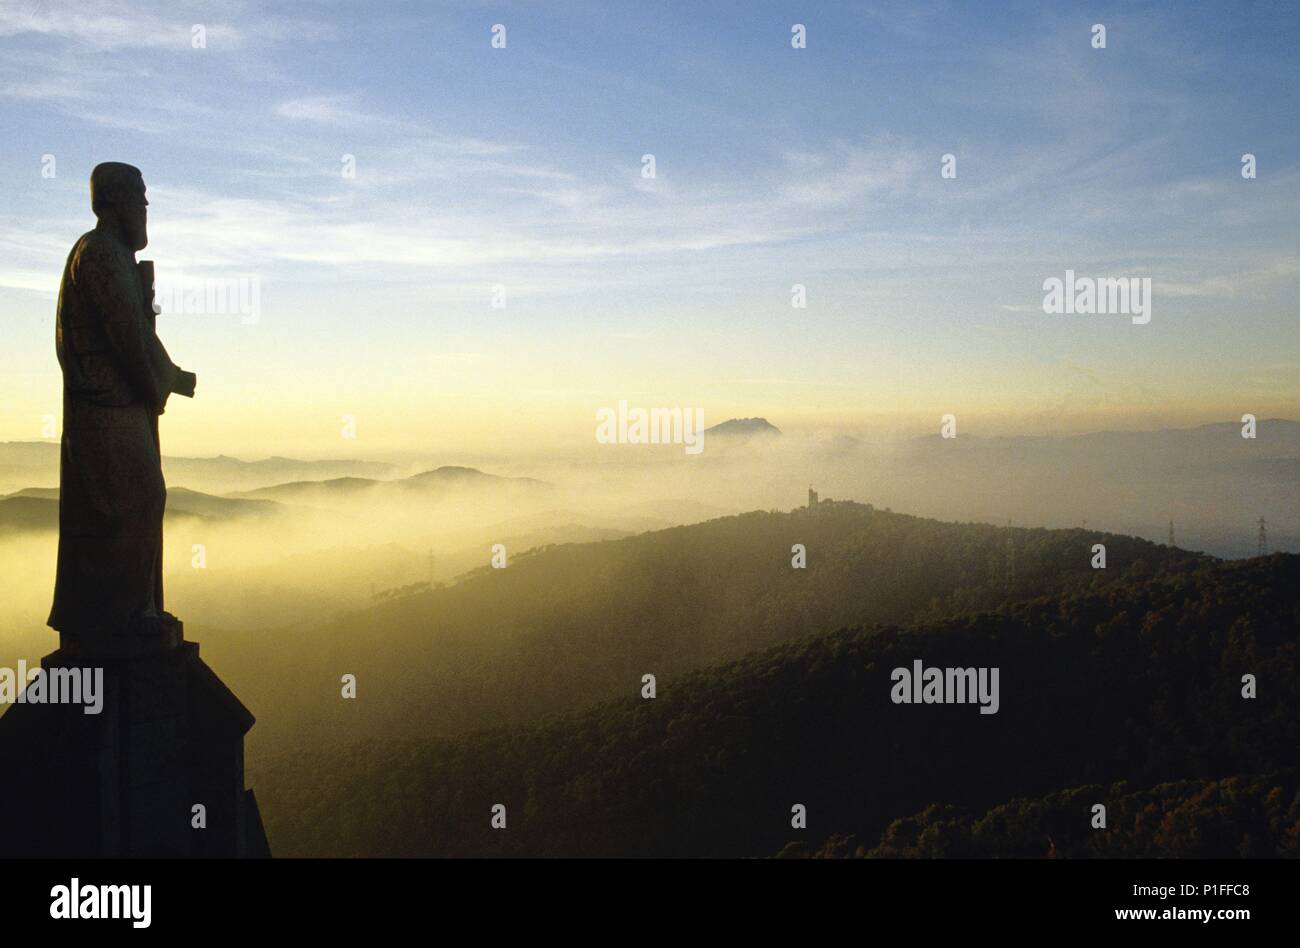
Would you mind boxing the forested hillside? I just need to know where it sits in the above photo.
[800,769,1300,858]
[257,553,1297,856]
[259,502,1200,742]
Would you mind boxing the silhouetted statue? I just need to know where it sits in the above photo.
[0,164,267,857]
[48,162,196,654]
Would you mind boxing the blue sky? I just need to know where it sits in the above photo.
[0,0,1296,454]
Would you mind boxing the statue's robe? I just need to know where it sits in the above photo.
[48,223,182,636]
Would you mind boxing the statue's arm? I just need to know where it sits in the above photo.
[171,367,197,398]
[146,332,190,399]
[146,331,182,397]
[76,241,167,410]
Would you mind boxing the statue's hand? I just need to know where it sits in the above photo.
[173,370,197,399]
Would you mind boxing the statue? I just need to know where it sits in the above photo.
[47,162,197,655]
[0,163,267,857]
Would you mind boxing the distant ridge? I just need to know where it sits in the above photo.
[234,465,551,502]
[0,441,396,474]
[0,441,398,493]
[405,465,549,487]
[0,485,285,533]
[704,417,781,438]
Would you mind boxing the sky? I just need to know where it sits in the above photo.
[0,0,1296,457]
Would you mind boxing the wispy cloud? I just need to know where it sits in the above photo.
[0,0,242,51]
[1161,258,1300,298]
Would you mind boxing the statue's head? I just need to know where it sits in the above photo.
[90,162,148,252]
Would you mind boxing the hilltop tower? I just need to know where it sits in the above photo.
[1258,516,1268,556]
[808,486,818,509]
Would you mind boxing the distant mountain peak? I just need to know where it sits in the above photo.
[704,417,781,437]
[407,466,551,487]
[410,465,493,481]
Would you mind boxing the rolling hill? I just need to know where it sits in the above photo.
[704,417,782,439]
[0,441,399,493]
[256,553,1298,856]
[0,485,287,534]
[803,768,1300,858]
[228,500,1205,751]
[231,465,551,507]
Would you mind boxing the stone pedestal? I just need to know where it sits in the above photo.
[0,621,269,857]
